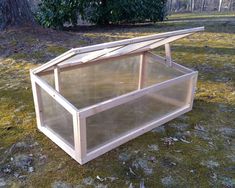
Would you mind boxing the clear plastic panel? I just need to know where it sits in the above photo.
[40,73,54,87]
[144,53,184,87]
[86,78,192,151]
[39,86,74,147]
[60,55,140,109]
[59,53,185,110]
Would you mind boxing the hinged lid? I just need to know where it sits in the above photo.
[32,27,204,74]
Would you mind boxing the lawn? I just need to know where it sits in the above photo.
[0,14,234,187]
[168,11,235,20]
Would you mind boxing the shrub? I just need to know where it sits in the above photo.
[36,0,80,29]
[79,0,168,25]
[36,0,167,28]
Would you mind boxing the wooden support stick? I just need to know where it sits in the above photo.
[165,43,172,66]
[76,114,87,164]
[138,52,147,89]
[54,66,61,92]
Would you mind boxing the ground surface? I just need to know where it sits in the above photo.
[0,13,235,187]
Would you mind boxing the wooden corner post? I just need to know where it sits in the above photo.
[30,70,43,129]
[75,113,87,164]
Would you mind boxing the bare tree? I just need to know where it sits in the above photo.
[166,0,234,12]
[201,0,206,11]
[229,0,233,10]
[169,0,173,12]
[191,0,195,11]
[218,0,223,11]
[0,0,35,30]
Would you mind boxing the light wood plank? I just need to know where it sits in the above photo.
[33,49,76,74]
[30,70,43,129]
[73,112,82,162]
[76,114,87,163]
[138,52,147,89]
[38,52,143,76]
[165,43,172,66]
[54,66,61,92]
[188,73,198,109]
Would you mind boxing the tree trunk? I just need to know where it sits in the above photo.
[229,0,234,10]
[201,0,206,11]
[187,1,190,11]
[98,0,109,25]
[169,0,173,12]
[219,0,223,11]
[0,0,35,30]
[191,0,195,11]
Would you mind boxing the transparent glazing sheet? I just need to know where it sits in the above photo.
[144,53,184,87]
[40,73,54,88]
[86,78,192,151]
[60,55,140,109]
[39,86,74,147]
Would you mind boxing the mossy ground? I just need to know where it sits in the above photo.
[0,14,234,187]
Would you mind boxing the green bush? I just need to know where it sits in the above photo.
[36,0,80,29]
[79,0,167,25]
[36,0,167,28]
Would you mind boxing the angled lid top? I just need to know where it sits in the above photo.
[33,27,204,74]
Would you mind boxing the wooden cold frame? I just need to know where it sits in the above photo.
[31,52,198,165]
[30,27,203,165]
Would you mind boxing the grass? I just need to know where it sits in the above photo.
[0,13,234,187]
[168,11,235,20]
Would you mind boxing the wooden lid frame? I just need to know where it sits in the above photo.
[32,27,204,75]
